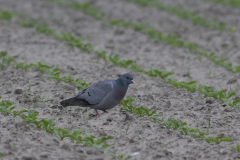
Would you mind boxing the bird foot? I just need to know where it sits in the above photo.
[95,110,100,116]
[95,110,108,116]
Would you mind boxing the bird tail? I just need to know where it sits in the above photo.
[60,97,84,107]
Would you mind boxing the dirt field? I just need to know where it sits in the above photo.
[1,0,240,159]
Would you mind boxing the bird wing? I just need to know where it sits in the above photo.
[75,80,113,105]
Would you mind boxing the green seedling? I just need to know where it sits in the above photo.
[39,119,56,134]
[205,136,233,144]
[75,78,89,89]
[22,21,94,53]
[228,99,240,108]
[0,52,15,70]
[0,96,2,99]
[61,75,75,83]
[123,104,135,113]
[109,151,125,159]
[0,152,4,158]
[108,20,147,32]
[135,106,156,116]
[31,62,53,73]
[147,68,174,79]
[69,129,85,141]
[68,3,105,20]
[0,100,16,116]
[109,54,135,68]
[47,68,61,81]
[0,51,7,57]
[152,117,208,140]
[54,128,69,140]
[54,128,112,149]
[55,32,85,43]
[230,145,240,152]
[0,100,27,117]
[37,94,45,101]
[206,0,240,8]
[159,118,186,130]
[12,110,28,117]
[190,130,207,139]
[36,24,55,36]
[55,128,84,140]
[181,127,207,139]
[55,32,93,53]
[125,0,227,31]
[180,127,191,135]
[230,27,237,32]
[55,32,85,46]
[0,10,14,20]
[82,135,113,149]
[0,100,15,108]
[96,51,107,62]
[130,64,146,73]
[27,86,32,93]
[78,43,94,53]
[120,96,135,106]
[226,88,238,99]
[167,80,198,92]
[110,151,139,159]
[112,130,119,135]
[19,110,42,128]
[44,99,53,102]
[48,68,75,83]
[1,56,16,70]
[121,96,156,116]
[21,20,37,27]
[15,62,32,70]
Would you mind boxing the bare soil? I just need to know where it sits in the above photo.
[0,0,240,159]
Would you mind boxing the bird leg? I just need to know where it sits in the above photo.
[103,110,108,113]
[95,110,100,116]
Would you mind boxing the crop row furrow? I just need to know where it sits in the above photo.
[205,0,240,8]
[1,19,240,109]
[121,96,234,145]
[2,1,240,157]
[0,9,240,110]
[0,54,235,150]
[124,0,232,31]
[42,0,240,74]
[0,99,114,149]
[1,8,240,150]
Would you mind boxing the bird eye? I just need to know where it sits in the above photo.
[127,77,129,79]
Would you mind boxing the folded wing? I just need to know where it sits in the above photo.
[75,80,113,105]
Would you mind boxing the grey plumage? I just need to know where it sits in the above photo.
[60,73,134,115]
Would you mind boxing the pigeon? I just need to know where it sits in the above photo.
[60,73,134,116]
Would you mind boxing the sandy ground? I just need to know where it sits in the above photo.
[1,0,240,159]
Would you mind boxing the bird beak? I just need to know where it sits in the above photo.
[131,80,135,85]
